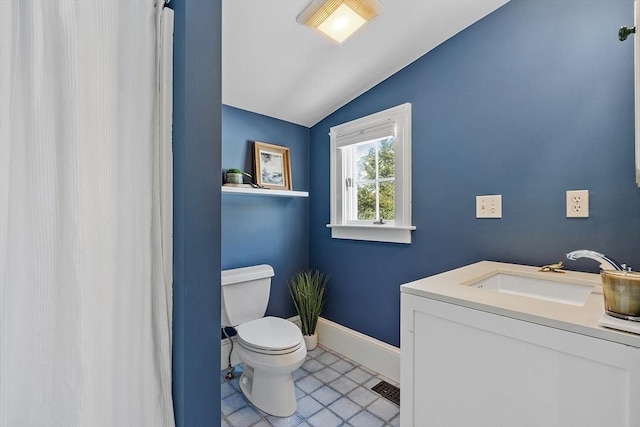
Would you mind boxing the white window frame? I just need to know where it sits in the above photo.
[327,103,415,244]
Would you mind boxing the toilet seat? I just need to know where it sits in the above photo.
[237,316,304,355]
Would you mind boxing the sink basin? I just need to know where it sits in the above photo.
[467,273,595,306]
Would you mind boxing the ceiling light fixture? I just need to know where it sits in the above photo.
[298,0,379,44]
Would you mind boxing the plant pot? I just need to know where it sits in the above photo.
[225,172,243,184]
[303,333,318,351]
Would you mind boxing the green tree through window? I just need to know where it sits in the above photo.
[355,137,395,221]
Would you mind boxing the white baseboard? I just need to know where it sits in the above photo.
[315,317,400,383]
[221,334,241,371]
[221,316,400,383]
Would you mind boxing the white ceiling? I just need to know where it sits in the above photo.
[222,0,509,128]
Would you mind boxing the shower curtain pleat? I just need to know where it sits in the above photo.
[0,1,175,426]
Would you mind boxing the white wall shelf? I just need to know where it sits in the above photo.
[221,186,309,198]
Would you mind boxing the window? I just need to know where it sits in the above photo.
[327,103,414,243]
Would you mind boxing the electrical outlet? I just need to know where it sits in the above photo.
[566,190,589,218]
[476,195,502,218]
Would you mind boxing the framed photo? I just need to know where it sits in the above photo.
[253,141,292,190]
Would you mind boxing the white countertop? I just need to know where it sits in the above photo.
[401,261,640,348]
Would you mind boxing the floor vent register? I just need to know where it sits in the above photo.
[371,380,400,406]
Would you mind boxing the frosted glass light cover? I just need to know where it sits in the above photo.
[317,3,367,43]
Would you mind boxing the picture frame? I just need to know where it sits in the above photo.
[253,141,292,190]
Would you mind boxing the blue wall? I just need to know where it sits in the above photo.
[222,105,310,319]
[172,1,221,426]
[309,0,640,347]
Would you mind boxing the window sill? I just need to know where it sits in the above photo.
[326,223,416,244]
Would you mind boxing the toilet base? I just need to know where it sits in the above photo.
[239,364,297,417]
[237,343,306,417]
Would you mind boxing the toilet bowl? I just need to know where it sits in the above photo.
[221,265,308,417]
[235,316,306,416]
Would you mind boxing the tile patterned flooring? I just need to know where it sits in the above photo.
[221,345,400,427]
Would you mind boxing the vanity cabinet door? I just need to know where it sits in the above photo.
[400,293,640,427]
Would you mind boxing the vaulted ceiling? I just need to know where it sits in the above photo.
[222,0,509,127]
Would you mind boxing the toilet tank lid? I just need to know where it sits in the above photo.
[221,264,275,286]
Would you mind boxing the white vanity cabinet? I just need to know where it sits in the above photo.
[400,262,640,427]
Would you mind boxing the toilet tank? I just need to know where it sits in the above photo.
[221,264,274,327]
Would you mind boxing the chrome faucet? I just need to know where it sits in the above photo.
[566,250,624,271]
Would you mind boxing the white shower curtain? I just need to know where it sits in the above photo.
[0,1,175,426]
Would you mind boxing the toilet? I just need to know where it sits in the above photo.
[221,264,306,417]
